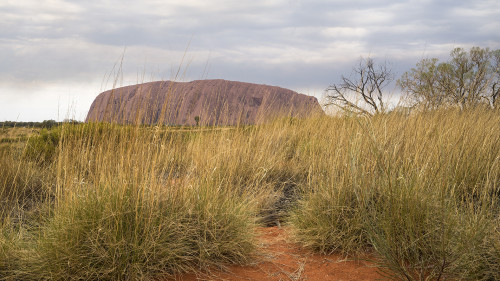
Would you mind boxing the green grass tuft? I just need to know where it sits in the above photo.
[0,108,499,280]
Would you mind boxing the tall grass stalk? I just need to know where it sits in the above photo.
[290,108,500,280]
[24,121,264,280]
[0,106,499,280]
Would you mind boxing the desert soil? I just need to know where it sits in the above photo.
[169,226,387,281]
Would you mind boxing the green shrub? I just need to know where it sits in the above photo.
[24,128,60,164]
[32,180,255,280]
[364,178,491,280]
[290,109,500,280]
[289,179,374,255]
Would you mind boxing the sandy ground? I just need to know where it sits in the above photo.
[169,227,387,281]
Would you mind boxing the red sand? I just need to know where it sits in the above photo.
[168,227,387,281]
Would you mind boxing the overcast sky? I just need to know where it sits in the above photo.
[1,0,499,121]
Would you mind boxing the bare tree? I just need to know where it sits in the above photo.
[324,57,394,115]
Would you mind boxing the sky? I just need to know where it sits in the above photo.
[1,0,499,121]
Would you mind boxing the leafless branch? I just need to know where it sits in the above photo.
[324,57,393,116]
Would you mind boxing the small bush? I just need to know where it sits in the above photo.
[364,180,490,280]
[24,128,60,164]
[289,180,374,255]
[290,109,500,280]
[32,180,256,280]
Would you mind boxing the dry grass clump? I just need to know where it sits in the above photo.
[30,180,256,280]
[0,116,317,280]
[289,108,500,280]
[0,107,499,280]
[25,122,262,280]
[0,139,53,227]
[0,222,18,279]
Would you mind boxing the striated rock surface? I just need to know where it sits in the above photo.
[85,79,323,125]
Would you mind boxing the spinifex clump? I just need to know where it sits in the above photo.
[290,108,500,281]
[0,107,499,280]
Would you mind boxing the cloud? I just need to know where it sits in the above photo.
[0,0,499,121]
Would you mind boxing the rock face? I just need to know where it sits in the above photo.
[85,79,323,126]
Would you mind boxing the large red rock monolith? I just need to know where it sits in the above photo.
[85,79,322,125]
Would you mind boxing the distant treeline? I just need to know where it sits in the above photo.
[0,119,81,129]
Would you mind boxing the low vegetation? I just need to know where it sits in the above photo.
[1,122,265,280]
[0,107,498,280]
[290,109,500,280]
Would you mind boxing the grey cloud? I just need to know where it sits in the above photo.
[0,0,499,121]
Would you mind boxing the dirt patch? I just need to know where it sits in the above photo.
[169,227,387,281]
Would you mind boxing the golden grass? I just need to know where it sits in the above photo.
[0,107,499,280]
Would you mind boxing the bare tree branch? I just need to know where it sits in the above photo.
[324,57,393,115]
